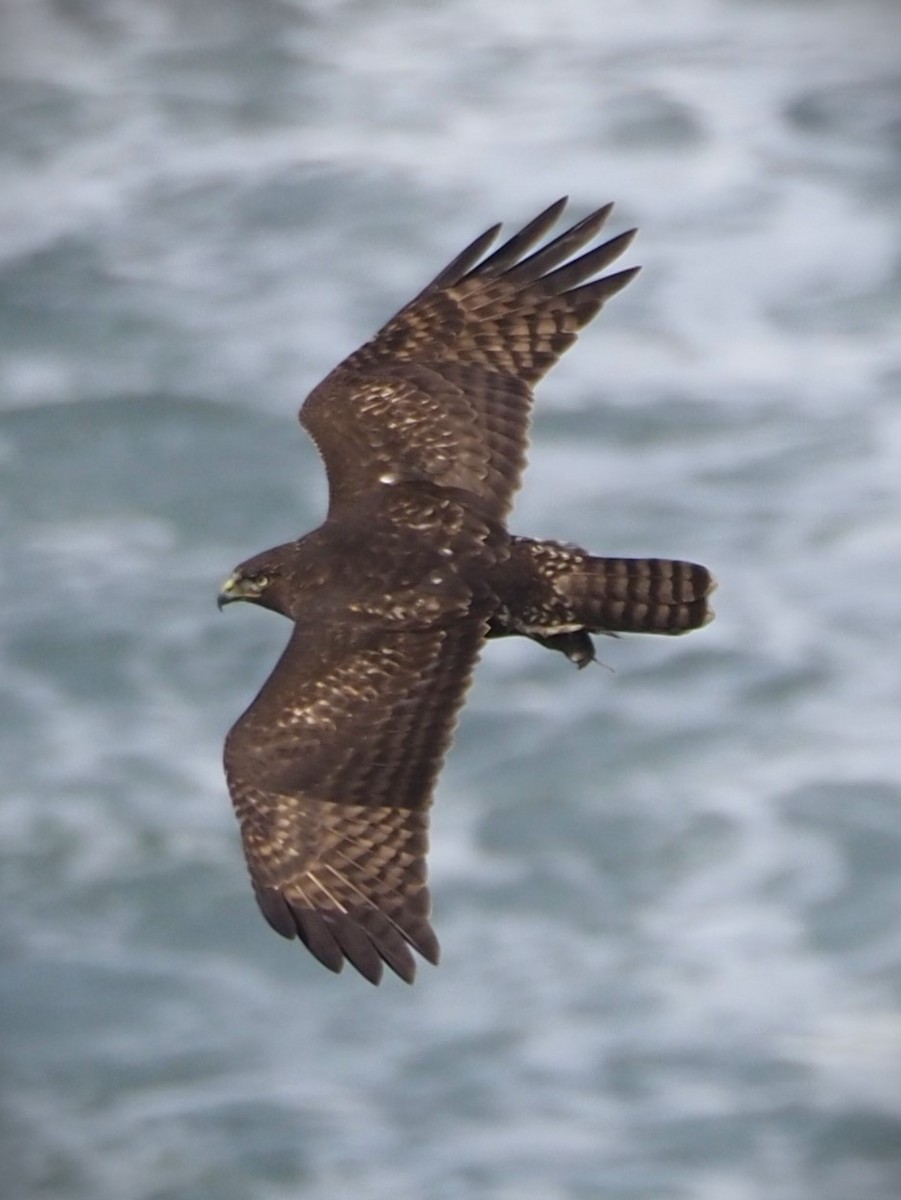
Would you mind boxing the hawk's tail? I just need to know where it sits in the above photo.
[555,553,715,636]
[488,538,715,667]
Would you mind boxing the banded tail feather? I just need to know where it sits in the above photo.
[488,537,715,666]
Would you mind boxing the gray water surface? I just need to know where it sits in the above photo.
[2,2,901,1197]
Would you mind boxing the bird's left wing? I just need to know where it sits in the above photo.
[300,198,638,521]
[223,612,488,984]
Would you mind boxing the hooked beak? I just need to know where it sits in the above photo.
[217,572,244,611]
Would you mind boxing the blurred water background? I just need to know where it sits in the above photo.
[2,1,901,1197]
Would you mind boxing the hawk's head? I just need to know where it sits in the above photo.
[218,544,295,617]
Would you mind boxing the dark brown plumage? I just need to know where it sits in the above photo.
[220,198,715,984]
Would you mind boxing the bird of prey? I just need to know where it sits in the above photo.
[219,197,715,985]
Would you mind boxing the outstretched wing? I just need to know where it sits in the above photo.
[300,198,639,521]
[223,613,488,984]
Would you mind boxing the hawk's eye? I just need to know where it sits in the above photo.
[250,574,269,589]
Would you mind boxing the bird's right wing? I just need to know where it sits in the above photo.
[223,611,488,985]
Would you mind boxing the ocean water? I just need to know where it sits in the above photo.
[2,1,901,1197]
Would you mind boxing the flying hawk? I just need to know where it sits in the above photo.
[219,198,715,984]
